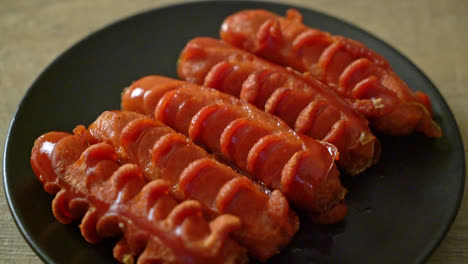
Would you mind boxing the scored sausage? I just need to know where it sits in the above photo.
[178,37,380,175]
[220,9,442,138]
[121,76,348,224]
[31,129,248,264]
[87,110,299,261]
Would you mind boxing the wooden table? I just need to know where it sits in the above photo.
[1,0,466,263]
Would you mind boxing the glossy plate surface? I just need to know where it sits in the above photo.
[3,1,465,264]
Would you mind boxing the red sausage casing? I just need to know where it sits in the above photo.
[31,129,248,264]
[87,110,299,261]
[220,9,441,138]
[178,37,380,175]
[122,75,348,224]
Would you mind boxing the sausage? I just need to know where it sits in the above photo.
[219,9,442,138]
[121,76,348,224]
[31,130,248,264]
[88,110,299,261]
[178,37,379,175]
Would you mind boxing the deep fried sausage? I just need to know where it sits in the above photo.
[177,37,379,174]
[88,110,299,261]
[121,76,348,224]
[220,9,441,137]
[31,129,248,264]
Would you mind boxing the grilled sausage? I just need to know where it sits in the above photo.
[220,9,442,138]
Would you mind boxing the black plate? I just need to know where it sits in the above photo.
[3,1,465,264]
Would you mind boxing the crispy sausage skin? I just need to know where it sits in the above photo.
[220,9,442,138]
[122,76,348,224]
[178,37,380,175]
[88,110,299,261]
[31,128,248,264]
